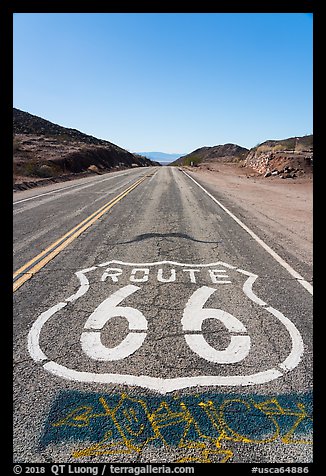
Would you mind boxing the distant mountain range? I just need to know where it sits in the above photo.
[135,151,186,163]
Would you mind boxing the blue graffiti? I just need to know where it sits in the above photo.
[40,390,313,458]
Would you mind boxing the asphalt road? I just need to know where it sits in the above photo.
[13,166,313,464]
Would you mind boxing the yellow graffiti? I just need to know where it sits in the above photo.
[149,400,233,463]
[72,431,137,458]
[53,406,93,428]
[51,393,312,463]
[199,398,280,444]
[255,399,313,445]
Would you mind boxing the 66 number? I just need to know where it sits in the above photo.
[80,285,251,364]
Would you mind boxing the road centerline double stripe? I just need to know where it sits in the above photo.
[13,174,152,292]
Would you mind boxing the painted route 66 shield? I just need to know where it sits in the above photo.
[28,260,304,393]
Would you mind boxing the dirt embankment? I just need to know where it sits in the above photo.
[13,108,160,191]
[244,136,313,178]
[172,135,313,178]
[186,162,313,271]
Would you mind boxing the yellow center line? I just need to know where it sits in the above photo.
[13,174,151,292]
[13,175,145,279]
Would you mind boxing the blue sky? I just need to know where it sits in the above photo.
[13,13,313,154]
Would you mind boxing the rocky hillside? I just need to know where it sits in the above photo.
[244,135,313,178]
[13,108,159,189]
[172,135,313,179]
[171,143,249,166]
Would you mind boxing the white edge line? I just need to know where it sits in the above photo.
[13,169,145,204]
[13,175,121,204]
[182,170,313,296]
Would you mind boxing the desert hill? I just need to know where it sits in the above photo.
[171,143,249,166]
[172,135,313,179]
[13,108,160,190]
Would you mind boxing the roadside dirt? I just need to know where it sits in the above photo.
[13,169,108,191]
[186,162,313,270]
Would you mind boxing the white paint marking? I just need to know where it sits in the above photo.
[98,259,236,269]
[13,170,134,204]
[183,171,313,295]
[236,268,257,278]
[81,332,147,362]
[130,268,150,283]
[240,273,304,371]
[81,285,147,361]
[182,286,251,363]
[265,306,305,372]
[101,268,123,282]
[42,361,283,393]
[28,260,305,391]
[182,287,247,332]
[183,269,200,283]
[298,279,314,294]
[100,265,234,284]
[157,268,176,283]
[239,272,267,306]
[209,269,231,284]
[27,302,67,362]
[184,334,251,364]
[83,285,146,330]
[65,267,97,303]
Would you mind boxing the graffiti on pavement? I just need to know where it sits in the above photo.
[41,390,312,463]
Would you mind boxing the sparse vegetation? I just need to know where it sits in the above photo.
[13,108,159,188]
[15,158,68,178]
[170,144,249,167]
[255,135,313,154]
[256,144,285,153]
[181,155,202,166]
[13,135,21,152]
